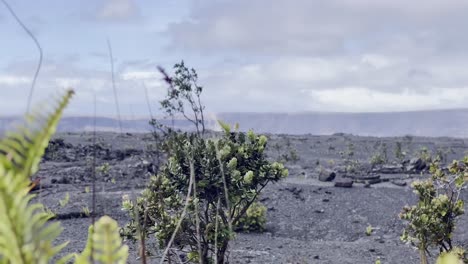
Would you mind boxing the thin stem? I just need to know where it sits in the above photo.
[214,143,232,232]
[1,0,43,115]
[159,160,195,264]
[214,197,220,264]
[106,38,123,133]
[191,161,204,264]
[90,92,97,263]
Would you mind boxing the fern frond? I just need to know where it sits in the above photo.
[0,89,74,179]
[75,216,129,264]
[0,90,74,263]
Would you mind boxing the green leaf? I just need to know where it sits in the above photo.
[217,120,231,134]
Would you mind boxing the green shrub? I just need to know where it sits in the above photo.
[436,247,466,264]
[400,159,467,264]
[122,125,288,263]
[234,202,267,233]
[370,153,386,166]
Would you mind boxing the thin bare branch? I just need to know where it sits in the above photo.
[159,159,195,264]
[90,92,97,263]
[106,38,123,133]
[1,0,43,114]
[191,161,204,264]
[214,198,220,264]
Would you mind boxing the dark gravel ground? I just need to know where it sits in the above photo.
[34,132,468,263]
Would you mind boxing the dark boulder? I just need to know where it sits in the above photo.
[377,164,404,174]
[318,170,336,182]
[407,158,426,172]
[334,179,353,188]
[348,174,380,183]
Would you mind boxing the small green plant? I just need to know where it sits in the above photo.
[395,141,406,161]
[340,142,354,160]
[366,225,374,236]
[288,148,300,163]
[234,202,267,232]
[59,192,70,207]
[272,141,300,164]
[82,206,91,217]
[341,142,360,173]
[370,142,388,167]
[416,146,432,163]
[97,162,110,176]
[370,153,386,166]
[400,158,467,264]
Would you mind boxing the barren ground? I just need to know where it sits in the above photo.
[34,132,468,263]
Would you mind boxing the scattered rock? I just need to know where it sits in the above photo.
[57,176,71,184]
[318,169,336,182]
[268,207,277,212]
[407,158,426,172]
[352,174,380,181]
[391,180,407,187]
[334,179,353,188]
[377,164,404,174]
[285,187,305,201]
[350,174,381,185]
[285,187,303,196]
[367,178,382,185]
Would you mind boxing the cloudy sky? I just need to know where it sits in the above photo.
[2,0,468,116]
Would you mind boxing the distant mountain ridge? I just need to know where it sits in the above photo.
[2,109,468,137]
[217,109,468,137]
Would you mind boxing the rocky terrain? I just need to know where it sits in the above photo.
[33,132,468,263]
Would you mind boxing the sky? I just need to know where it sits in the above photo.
[2,0,468,117]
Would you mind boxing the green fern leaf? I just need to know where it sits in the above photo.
[75,216,129,264]
[0,90,74,263]
[0,90,74,179]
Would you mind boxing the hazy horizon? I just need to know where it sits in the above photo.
[3,1,468,117]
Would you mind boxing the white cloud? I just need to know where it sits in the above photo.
[361,54,393,69]
[159,0,468,112]
[167,0,468,58]
[95,0,140,22]
[0,75,31,85]
[55,78,80,88]
[308,86,468,112]
[121,70,158,80]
